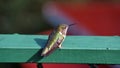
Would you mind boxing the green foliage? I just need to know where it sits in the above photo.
[0,0,51,34]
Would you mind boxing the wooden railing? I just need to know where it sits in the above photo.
[0,34,120,64]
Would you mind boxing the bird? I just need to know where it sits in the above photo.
[41,24,70,56]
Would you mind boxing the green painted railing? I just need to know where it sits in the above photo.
[0,34,120,64]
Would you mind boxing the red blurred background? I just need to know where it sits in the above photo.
[20,1,120,68]
[0,0,120,68]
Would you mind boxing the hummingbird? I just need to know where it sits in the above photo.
[41,24,74,56]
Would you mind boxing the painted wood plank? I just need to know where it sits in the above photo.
[0,34,120,64]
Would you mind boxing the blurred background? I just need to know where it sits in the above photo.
[0,0,120,68]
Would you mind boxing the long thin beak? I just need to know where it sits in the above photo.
[69,23,76,26]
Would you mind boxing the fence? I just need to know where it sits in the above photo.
[0,34,120,64]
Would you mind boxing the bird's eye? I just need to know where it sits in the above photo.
[62,26,66,29]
